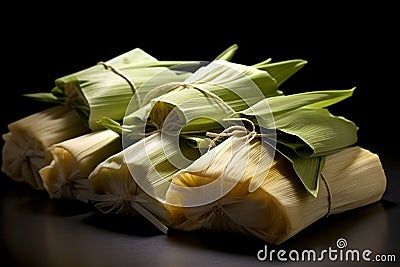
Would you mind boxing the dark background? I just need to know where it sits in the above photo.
[1,3,399,267]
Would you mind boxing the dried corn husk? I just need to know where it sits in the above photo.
[87,132,201,233]
[119,58,294,143]
[39,129,121,202]
[121,86,358,197]
[252,59,307,87]
[24,46,238,131]
[1,105,89,189]
[166,136,387,245]
[239,88,358,196]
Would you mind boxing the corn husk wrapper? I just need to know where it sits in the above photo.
[252,58,307,87]
[166,136,387,245]
[118,58,306,143]
[39,129,121,202]
[1,105,89,189]
[120,86,358,198]
[87,132,201,233]
[24,46,239,131]
[239,88,358,196]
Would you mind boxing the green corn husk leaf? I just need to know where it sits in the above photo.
[275,107,357,196]
[274,144,326,197]
[119,59,282,142]
[100,56,308,137]
[214,44,239,61]
[54,47,200,130]
[98,117,123,135]
[22,92,65,104]
[238,88,358,196]
[243,88,355,117]
[252,59,308,87]
[273,108,358,158]
[241,89,358,156]
[135,57,283,110]
[79,67,193,130]
[24,46,237,131]
[181,135,213,150]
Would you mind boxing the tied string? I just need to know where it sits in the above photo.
[202,118,276,197]
[97,61,141,107]
[201,117,271,191]
[183,195,267,234]
[142,81,237,136]
[142,81,236,115]
[89,188,169,234]
[89,191,148,214]
[205,117,266,152]
[320,172,332,217]
[141,82,185,107]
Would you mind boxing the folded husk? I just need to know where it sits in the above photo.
[87,132,200,233]
[39,129,121,202]
[121,59,283,143]
[252,59,307,87]
[239,89,358,196]
[166,137,387,244]
[121,66,357,197]
[1,105,89,189]
[25,46,239,131]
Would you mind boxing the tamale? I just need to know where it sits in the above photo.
[1,105,89,189]
[24,46,239,131]
[39,129,121,202]
[87,132,201,233]
[166,136,387,244]
[120,59,289,143]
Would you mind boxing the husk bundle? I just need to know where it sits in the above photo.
[119,58,306,144]
[166,135,387,244]
[1,105,89,189]
[87,132,201,233]
[39,129,121,202]
[24,46,239,131]
[0,44,388,246]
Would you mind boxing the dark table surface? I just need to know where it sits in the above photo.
[1,150,399,267]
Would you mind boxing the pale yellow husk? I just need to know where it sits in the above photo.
[166,138,387,244]
[39,129,121,202]
[87,157,170,234]
[87,133,198,234]
[1,105,89,189]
